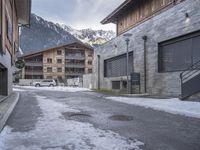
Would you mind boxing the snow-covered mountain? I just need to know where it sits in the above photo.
[57,24,115,46]
[20,14,115,54]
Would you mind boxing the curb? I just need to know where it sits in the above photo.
[0,95,9,103]
[0,92,20,132]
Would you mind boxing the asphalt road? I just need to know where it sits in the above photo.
[4,88,200,150]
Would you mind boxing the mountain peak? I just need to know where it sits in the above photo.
[20,14,115,54]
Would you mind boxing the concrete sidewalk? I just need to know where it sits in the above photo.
[0,92,19,131]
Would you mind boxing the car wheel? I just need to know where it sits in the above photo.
[35,84,40,87]
[49,84,54,87]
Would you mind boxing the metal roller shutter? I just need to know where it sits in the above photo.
[159,30,200,72]
[104,52,133,77]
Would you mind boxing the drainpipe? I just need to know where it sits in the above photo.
[97,55,100,90]
[142,36,147,93]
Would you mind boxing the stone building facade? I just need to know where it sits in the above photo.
[0,0,31,96]
[93,0,200,97]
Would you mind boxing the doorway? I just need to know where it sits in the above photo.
[0,65,8,96]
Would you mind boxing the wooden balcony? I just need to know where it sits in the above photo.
[65,55,85,60]
[25,71,43,75]
[25,62,43,67]
[65,64,85,68]
[65,72,85,76]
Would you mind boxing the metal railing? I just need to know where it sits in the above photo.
[65,64,85,68]
[180,59,200,99]
[25,62,43,66]
[25,71,43,75]
[180,60,200,83]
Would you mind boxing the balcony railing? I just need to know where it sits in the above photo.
[65,72,85,76]
[25,62,43,66]
[65,64,85,68]
[65,55,85,60]
[25,71,43,75]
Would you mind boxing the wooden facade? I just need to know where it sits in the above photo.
[0,0,19,63]
[102,0,181,35]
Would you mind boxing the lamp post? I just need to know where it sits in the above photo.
[123,33,132,94]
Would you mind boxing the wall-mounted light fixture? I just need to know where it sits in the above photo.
[185,12,190,23]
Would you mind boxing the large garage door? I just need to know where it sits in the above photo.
[104,52,133,77]
[158,31,200,72]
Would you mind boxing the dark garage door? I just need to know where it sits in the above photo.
[158,31,200,72]
[104,52,133,77]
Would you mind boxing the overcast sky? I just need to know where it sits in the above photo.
[32,0,124,31]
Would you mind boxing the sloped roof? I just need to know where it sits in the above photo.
[101,0,135,24]
[15,0,31,26]
[20,41,94,58]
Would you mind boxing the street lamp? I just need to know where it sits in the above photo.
[123,33,132,94]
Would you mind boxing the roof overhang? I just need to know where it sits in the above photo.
[15,0,32,26]
[101,0,135,24]
[20,41,94,58]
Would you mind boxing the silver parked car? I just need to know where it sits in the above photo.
[32,79,57,87]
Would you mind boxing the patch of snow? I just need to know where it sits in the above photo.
[18,47,24,55]
[0,95,143,150]
[106,97,200,119]
[13,88,26,92]
[35,15,40,22]
[13,86,90,92]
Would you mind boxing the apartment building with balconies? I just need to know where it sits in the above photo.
[20,41,93,83]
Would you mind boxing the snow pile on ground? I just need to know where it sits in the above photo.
[13,88,27,92]
[0,95,144,150]
[13,85,90,92]
[106,97,200,119]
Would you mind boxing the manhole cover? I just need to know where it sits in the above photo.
[109,115,133,121]
[57,97,66,99]
[69,113,91,118]
[62,112,92,122]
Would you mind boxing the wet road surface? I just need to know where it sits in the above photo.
[2,87,200,150]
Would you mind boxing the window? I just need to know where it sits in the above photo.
[112,81,120,90]
[47,58,52,63]
[88,69,92,73]
[88,52,93,57]
[104,52,133,77]
[88,61,92,65]
[47,67,52,72]
[46,76,52,79]
[6,16,12,44]
[57,50,62,55]
[158,31,200,72]
[58,76,62,79]
[57,68,62,72]
[57,59,62,63]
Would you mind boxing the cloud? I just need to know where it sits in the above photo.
[32,0,124,31]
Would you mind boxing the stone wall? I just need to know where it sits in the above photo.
[93,0,200,97]
[83,74,94,89]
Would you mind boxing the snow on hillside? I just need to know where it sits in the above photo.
[57,24,115,46]
[20,14,116,54]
